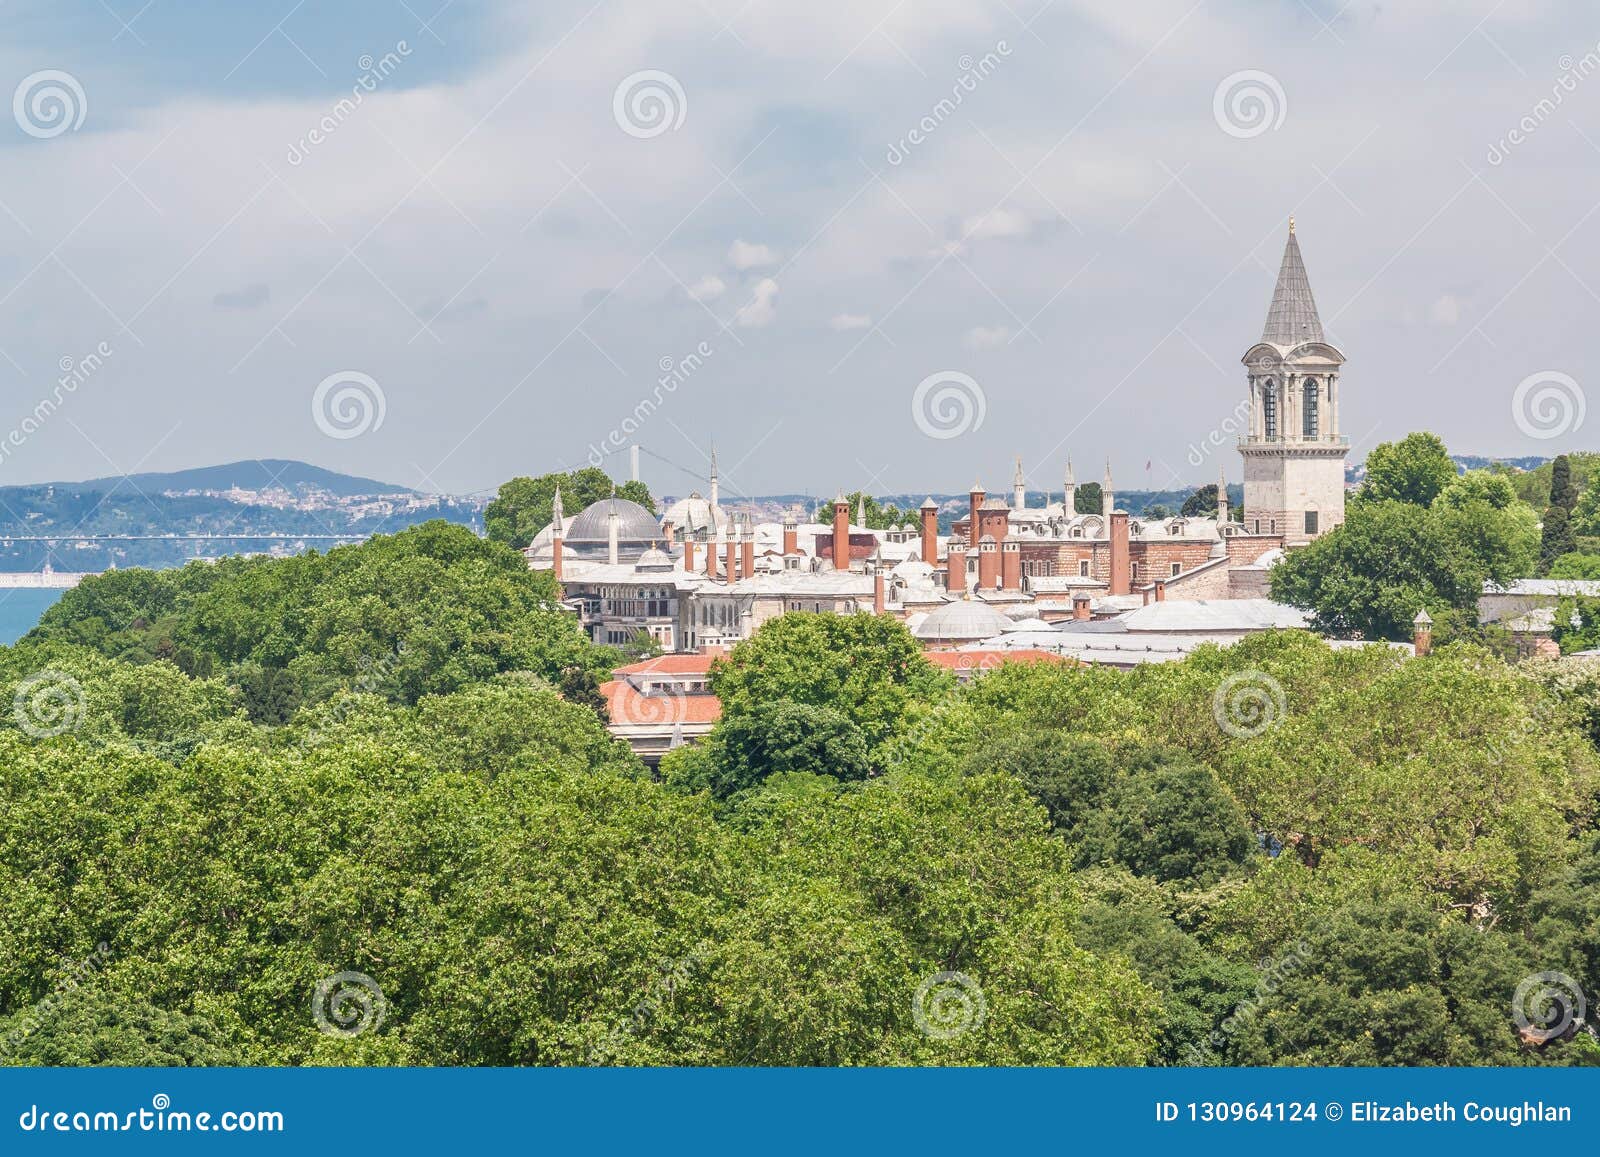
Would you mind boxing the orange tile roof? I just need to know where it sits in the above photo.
[599,680,723,726]
[612,654,719,677]
[926,649,1075,672]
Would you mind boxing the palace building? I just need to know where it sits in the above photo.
[528,221,1347,655]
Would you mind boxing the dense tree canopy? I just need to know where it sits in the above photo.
[5,474,1599,1068]
[1359,431,1458,506]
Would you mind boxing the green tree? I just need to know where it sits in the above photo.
[1074,482,1102,515]
[485,469,655,550]
[710,613,948,766]
[0,990,245,1067]
[1271,491,1537,639]
[668,701,870,799]
[1359,432,1457,506]
[1542,456,1581,573]
[1181,484,1218,518]
[1548,553,1600,580]
[810,492,905,529]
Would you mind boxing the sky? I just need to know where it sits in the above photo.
[0,0,1596,503]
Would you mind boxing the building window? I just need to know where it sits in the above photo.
[1078,560,1090,577]
[1303,379,1319,439]
[1262,379,1278,439]
[1170,562,1181,577]
[1130,562,1139,581]
[1305,510,1318,535]
[1253,519,1260,534]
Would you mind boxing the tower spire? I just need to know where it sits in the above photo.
[708,446,720,523]
[1262,219,1324,346]
[1102,459,1114,518]
[1013,455,1026,509]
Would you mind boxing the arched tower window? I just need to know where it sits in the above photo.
[1303,378,1319,439]
[1262,378,1279,440]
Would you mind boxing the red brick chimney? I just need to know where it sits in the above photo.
[741,519,755,577]
[1073,592,1091,621]
[683,535,695,574]
[1001,539,1021,592]
[832,492,850,571]
[1413,608,1433,657]
[726,528,739,582]
[709,530,721,580]
[663,519,675,548]
[873,568,885,615]
[976,537,999,590]
[919,498,938,565]
[1154,580,1166,603]
[1108,511,1130,596]
[968,482,984,544]
[783,514,798,558]
[947,538,968,594]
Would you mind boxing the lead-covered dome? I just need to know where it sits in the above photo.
[565,497,661,543]
[912,599,1013,643]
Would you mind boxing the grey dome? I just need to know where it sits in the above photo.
[913,599,1013,642]
[635,546,674,571]
[565,497,661,543]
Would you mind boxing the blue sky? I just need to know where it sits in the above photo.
[1,1,1596,501]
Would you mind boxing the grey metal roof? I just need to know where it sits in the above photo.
[1261,226,1325,347]
[913,599,1014,641]
[565,497,662,543]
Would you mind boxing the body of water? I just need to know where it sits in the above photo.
[0,587,65,644]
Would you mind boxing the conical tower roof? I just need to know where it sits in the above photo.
[1261,218,1324,347]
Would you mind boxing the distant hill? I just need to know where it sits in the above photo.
[61,459,415,498]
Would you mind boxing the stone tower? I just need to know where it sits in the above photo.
[1240,219,1348,544]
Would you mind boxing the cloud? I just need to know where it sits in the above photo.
[735,278,779,328]
[1429,294,1461,325]
[685,274,726,302]
[829,312,872,331]
[213,284,270,310]
[420,297,489,324]
[960,208,1032,242]
[964,324,1012,349]
[727,239,778,270]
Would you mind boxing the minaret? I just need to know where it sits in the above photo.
[856,493,866,529]
[606,492,620,565]
[1102,461,1114,518]
[1240,218,1347,543]
[1217,465,1229,526]
[550,484,565,582]
[708,447,720,527]
[1013,455,1026,510]
[1063,458,1076,515]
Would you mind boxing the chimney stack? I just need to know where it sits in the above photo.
[783,511,798,558]
[726,523,739,582]
[1108,510,1130,596]
[968,481,985,544]
[832,491,851,571]
[684,534,696,574]
[873,567,886,615]
[741,516,755,577]
[1073,592,1092,621]
[1001,539,1021,592]
[947,537,968,595]
[663,518,676,548]
[919,497,939,565]
[1413,608,1433,657]
[709,527,722,580]
[1155,580,1167,602]
[977,536,999,590]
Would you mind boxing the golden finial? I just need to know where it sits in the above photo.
[1288,215,1296,235]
